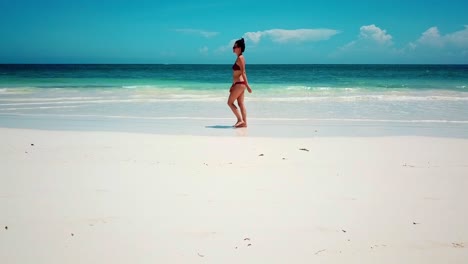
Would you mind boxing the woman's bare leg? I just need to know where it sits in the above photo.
[237,90,247,127]
[227,85,245,126]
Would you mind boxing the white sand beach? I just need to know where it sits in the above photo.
[1,128,467,263]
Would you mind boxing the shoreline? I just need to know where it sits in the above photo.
[1,114,468,139]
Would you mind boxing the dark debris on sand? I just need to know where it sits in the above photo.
[314,249,326,255]
[299,148,310,152]
[452,243,464,248]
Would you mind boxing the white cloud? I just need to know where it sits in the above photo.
[338,24,393,54]
[215,39,237,53]
[243,32,263,44]
[331,24,468,63]
[339,40,357,51]
[417,27,443,47]
[243,28,339,44]
[215,28,339,54]
[358,24,393,45]
[408,42,417,50]
[446,25,468,47]
[175,28,219,38]
[398,26,468,63]
[332,24,398,62]
[416,25,468,48]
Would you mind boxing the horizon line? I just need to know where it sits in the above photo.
[1,63,467,66]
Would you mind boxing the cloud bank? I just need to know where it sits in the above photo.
[243,28,340,44]
[414,25,468,48]
[334,24,468,63]
[175,28,219,38]
[207,24,467,63]
[341,24,393,51]
[358,24,393,45]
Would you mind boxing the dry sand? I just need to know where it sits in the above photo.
[1,128,467,263]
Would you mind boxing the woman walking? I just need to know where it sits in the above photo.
[228,38,252,128]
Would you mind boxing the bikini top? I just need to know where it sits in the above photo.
[232,62,241,71]
[232,55,242,71]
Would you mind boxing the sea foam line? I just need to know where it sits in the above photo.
[1,113,468,124]
[1,94,468,106]
[0,97,106,102]
[0,106,81,111]
[0,97,226,106]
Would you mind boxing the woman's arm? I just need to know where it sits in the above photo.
[239,56,252,93]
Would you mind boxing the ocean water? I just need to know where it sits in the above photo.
[1,64,467,136]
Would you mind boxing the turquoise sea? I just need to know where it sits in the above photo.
[1,64,467,137]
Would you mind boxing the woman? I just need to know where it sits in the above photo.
[228,38,252,128]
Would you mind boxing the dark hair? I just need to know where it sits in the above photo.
[235,38,245,52]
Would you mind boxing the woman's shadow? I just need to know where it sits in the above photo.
[205,125,235,129]
[205,124,248,136]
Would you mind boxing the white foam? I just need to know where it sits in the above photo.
[0,106,80,111]
[0,97,229,107]
[122,85,186,90]
[307,118,468,124]
[2,113,468,124]
[0,97,107,102]
[283,86,363,92]
[1,94,467,106]
[0,87,35,94]
[249,95,468,102]
[122,85,152,89]
[285,86,312,90]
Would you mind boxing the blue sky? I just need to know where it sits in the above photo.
[0,0,467,64]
